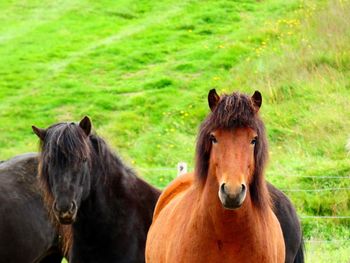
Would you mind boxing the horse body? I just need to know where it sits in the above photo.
[147,172,284,263]
[0,153,63,263]
[152,173,303,263]
[146,90,287,263]
[33,117,160,263]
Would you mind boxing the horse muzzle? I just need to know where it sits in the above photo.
[53,200,77,224]
[218,183,247,210]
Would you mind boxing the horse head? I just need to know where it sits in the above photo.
[196,89,269,210]
[33,116,93,224]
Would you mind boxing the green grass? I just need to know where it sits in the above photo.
[0,0,349,262]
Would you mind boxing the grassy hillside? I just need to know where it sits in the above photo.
[0,0,349,262]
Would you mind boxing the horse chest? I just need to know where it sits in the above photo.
[70,230,144,263]
[165,231,274,263]
[147,199,280,263]
[69,200,146,263]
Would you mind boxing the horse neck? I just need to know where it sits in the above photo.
[71,161,131,251]
[89,150,127,190]
[198,171,267,241]
[75,153,131,223]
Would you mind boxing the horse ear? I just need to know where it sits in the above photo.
[79,116,92,136]
[32,126,46,141]
[251,90,262,112]
[208,89,220,112]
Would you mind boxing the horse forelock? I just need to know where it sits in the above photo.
[45,123,91,165]
[195,92,270,210]
[37,123,92,203]
[35,159,71,257]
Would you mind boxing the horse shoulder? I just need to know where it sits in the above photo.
[152,172,194,221]
[146,173,198,263]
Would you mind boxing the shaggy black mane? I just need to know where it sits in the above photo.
[38,122,134,189]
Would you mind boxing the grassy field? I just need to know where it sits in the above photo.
[0,0,349,262]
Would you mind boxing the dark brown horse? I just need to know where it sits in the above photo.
[32,116,160,263]
[146,90,303,263]
[0,153,63,263]
[268,182,304,263]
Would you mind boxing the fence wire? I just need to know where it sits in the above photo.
[138,167,350,179]
[281,187,350,192]
[300,215,350,219]
[138,164,350,221]
[305,239,350,243]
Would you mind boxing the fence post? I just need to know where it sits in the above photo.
[177,162,187,176]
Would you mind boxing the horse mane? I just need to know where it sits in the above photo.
[38,123,91,186]
[37,122,135,256]
[195,92,270,211]
[89,134,136,186]
[38,121,135,193]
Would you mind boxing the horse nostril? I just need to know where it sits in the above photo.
[220,183,226,194]
[70,201,76,213]
[53,202,59,213]
[241,184,246,193]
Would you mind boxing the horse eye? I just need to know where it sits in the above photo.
[251,137,257,145]
[209,134,218,144]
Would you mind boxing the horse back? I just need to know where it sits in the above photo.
[0,153,62,263]
[146,173,200,262]
[152,172,194,221]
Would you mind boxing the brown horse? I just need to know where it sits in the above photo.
[146,90,285,263]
